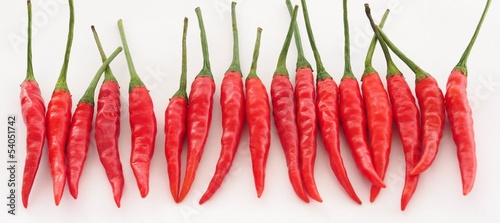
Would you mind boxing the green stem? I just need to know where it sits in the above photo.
[174,17,188,99]
[363,9,390,75]
[247,27,263,80]
[301,0,331,81]
[341,0,354,80]
[79,47,122,106]
[117,19,145,92]
[195,7,213,78]
[226,2,241,74]
[274,5,299,77]
[54,0,74,92]
[91,25,116,82]
[454,0,491,75]
[286,0,311,69]
[25,0,35,81]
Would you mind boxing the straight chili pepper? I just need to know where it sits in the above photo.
[199,2,245,204]
[66,46,123,200]
[285,0,321,203]
[270,6,309,203]
[177,7,216,203]
[365,5,421,210]
[245,27,271,198]
[21,0,46,208]
[165,17,189,203]
[92,26,125,207]
[45,0,74,205]
[118,19,158,198]
[445,0,491,195]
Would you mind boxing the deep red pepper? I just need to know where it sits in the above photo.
[21,0,46,208]
[165,17,188,203]
[45,0,74,205]
[178,7,216,202]
[118,19,158,198]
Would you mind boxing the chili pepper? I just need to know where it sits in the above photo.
[45,0,74,205]
[177,7,216,202]
[92,26,125,207]
[199,2,245,204]
[66,46,122,200]
[164,17,189,203]
[285,0,321,203]
[245,27,270,198]
[365,5,420,210]
[118,19,158,198]
[271,6,309,203]
[360,4,393,202]
[21,0,46,208]
[445,0,490,195]
[338,0,386,192]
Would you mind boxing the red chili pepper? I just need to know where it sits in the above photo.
[45,0,74,205]
[285,0,321,203]
[66,46,122,200]
[118,19,158,198]
[178,7,216,202]
[91,26,125,207]
[245,28,270,198]
[445,0,490,195]
[200,2,245,204]
[164,17,189,203]
[21,0,46,208]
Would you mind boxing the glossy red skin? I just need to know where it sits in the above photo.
[339,77,385,188]
[200,71,245,204]
[245,77,270,198]
[317,78,361,204]
[294,67,321,202]
[129,86,157,198]
[46,90,72,205]
[386,74,421,210]
[164,96,187,202]
[445,70,475,195]
[178,76,215,202]
[95,81,124,207]
[67,102,94,200]
[271,74,309,203]
[20,80,46,208]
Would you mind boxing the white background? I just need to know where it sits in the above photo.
[1,0,500,222]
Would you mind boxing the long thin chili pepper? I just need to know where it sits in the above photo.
[66,46,122,200]
[118,19,158,198]
[365,5,421,210]
[45,0,74,205]
[338,0,386,191]
[177,7,216,202]
[21,0,46,208]
[92,26,125,207]
[285,0,321,203]
[245,27,270,198]
[360,5,393,202]
[165,17,189,203]
[199,2,245,204]
[271,6,309,203]
[445,0,491,195]
[300,0,362,204]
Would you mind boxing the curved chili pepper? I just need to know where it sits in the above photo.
[245,28,270,198]
[164,17,189,203]
[21,0,46,208]
[178,7,216,202]
[118,19,158,198]
[200,2,245,204]
[285,0,321,202]
[92,25,125,207]
[45,0,74,205]
[66,46,122,200]
[445,0,490,195]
